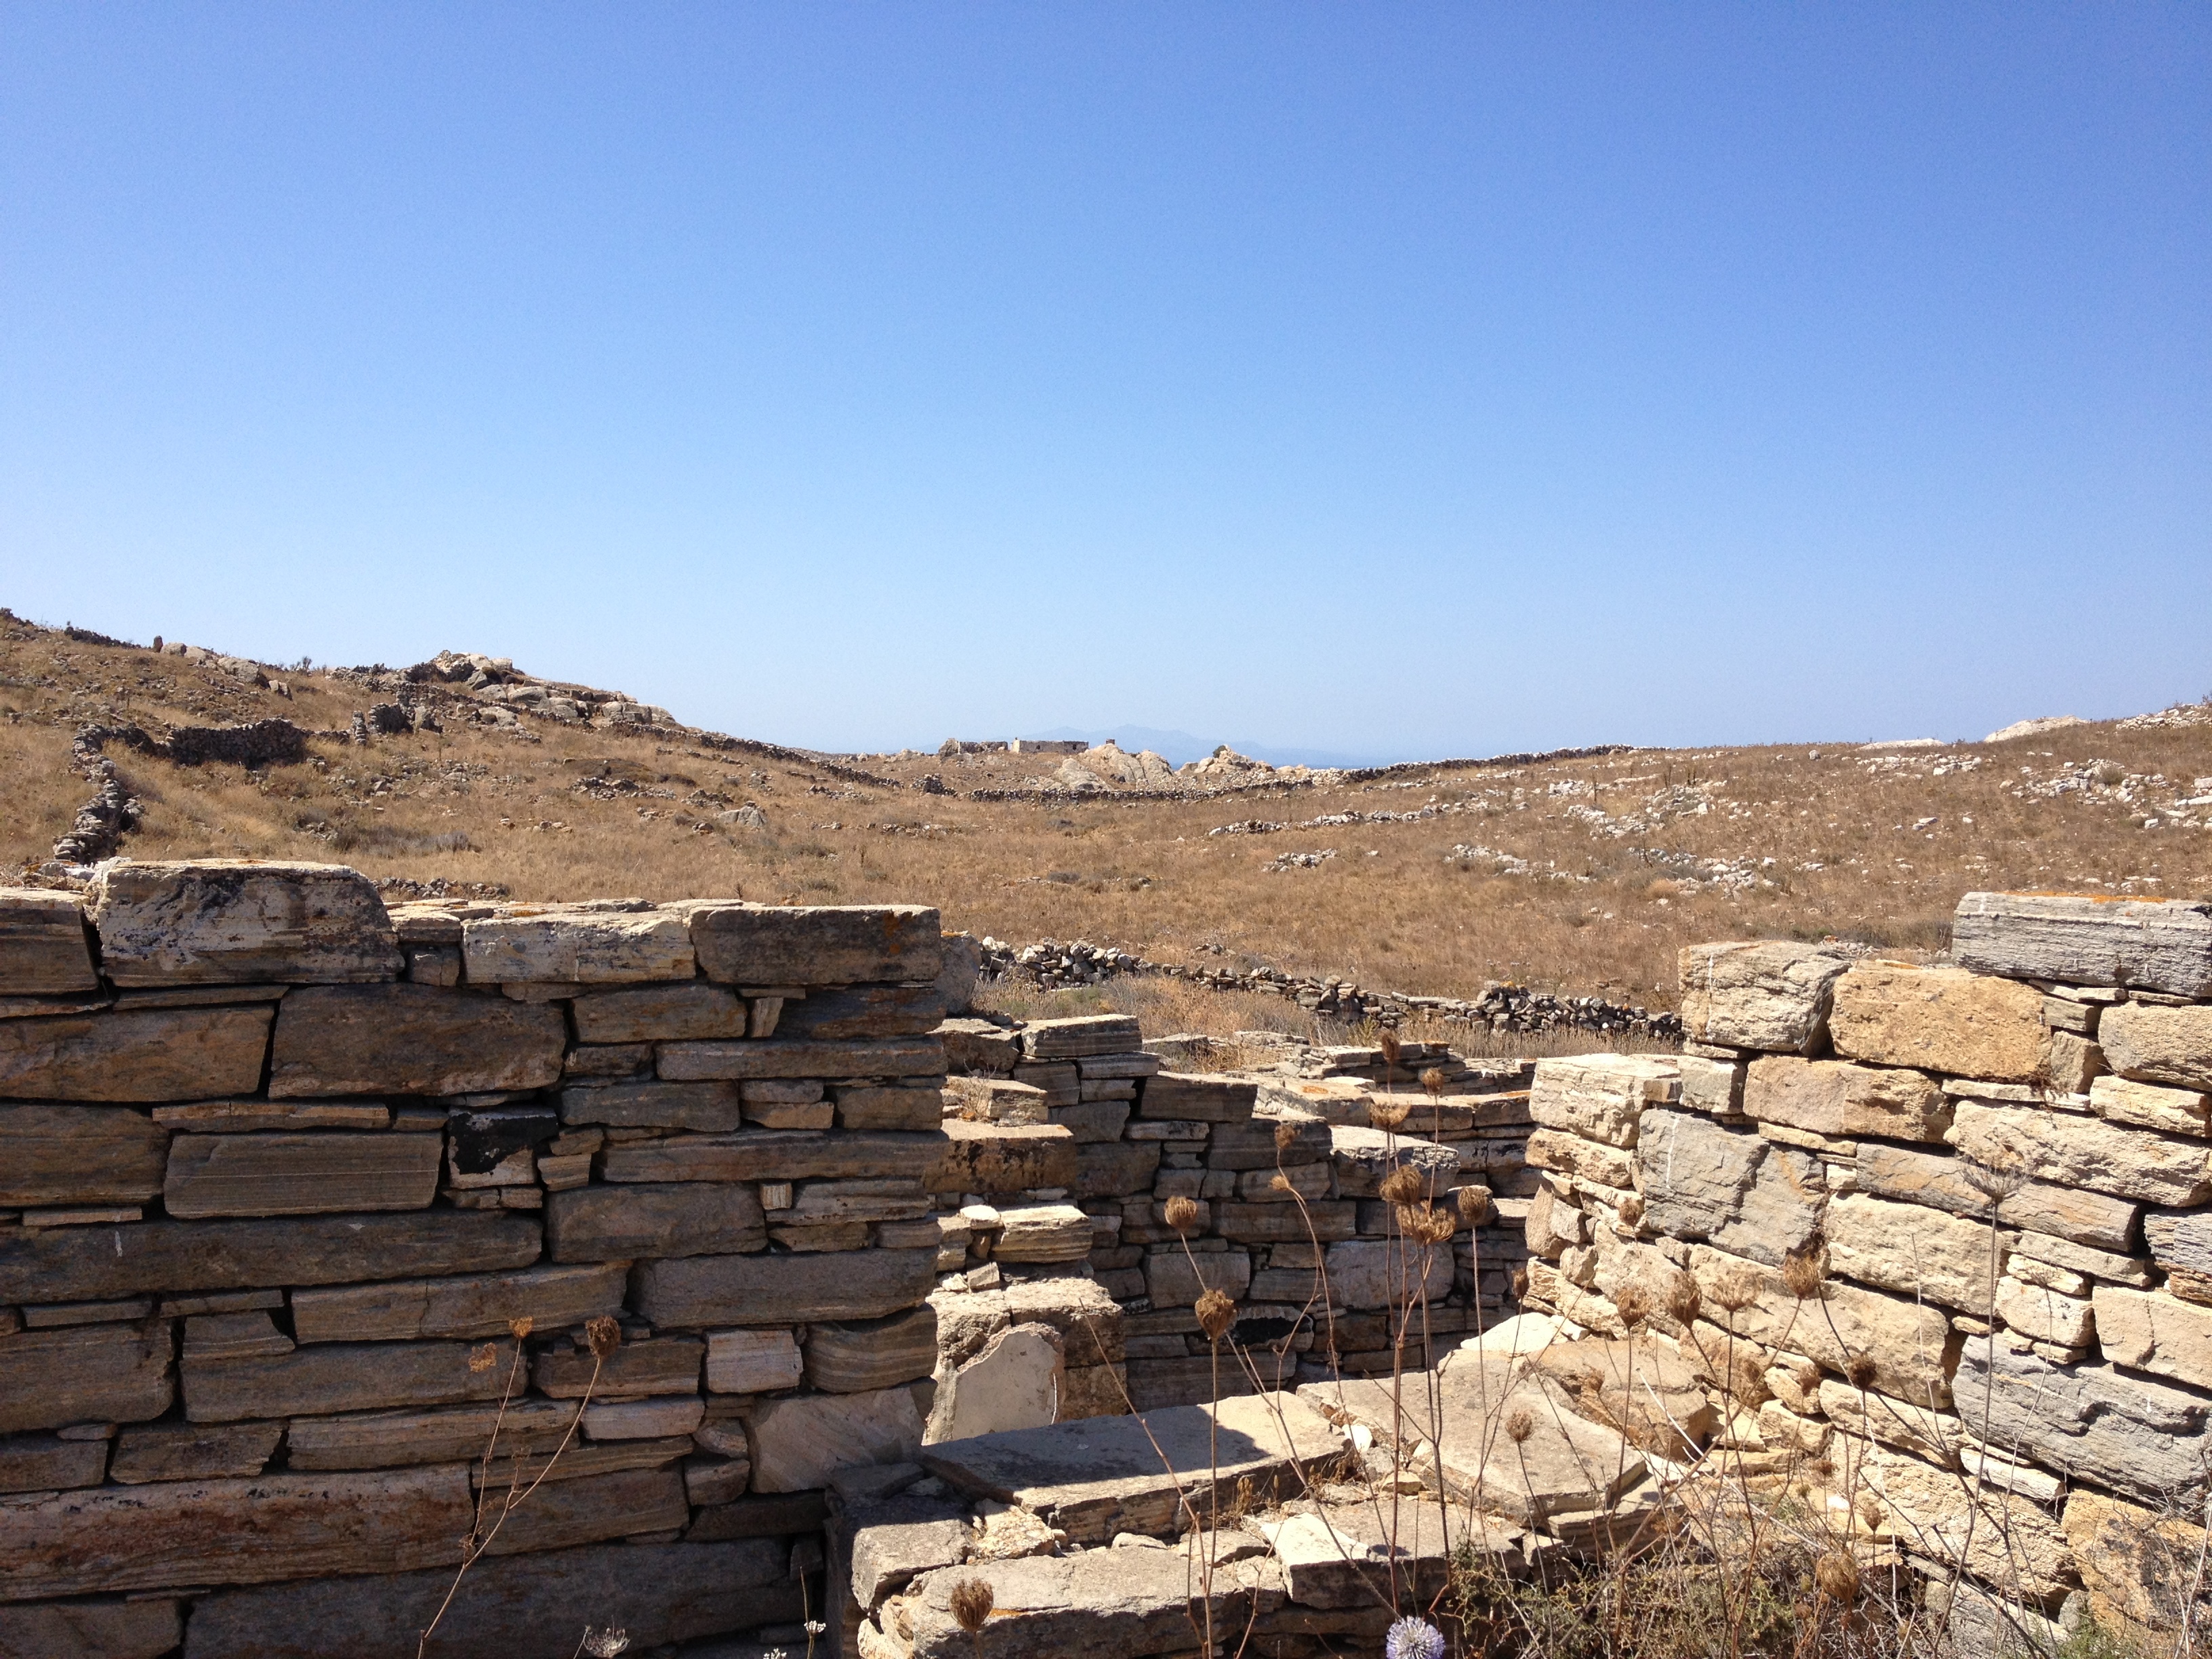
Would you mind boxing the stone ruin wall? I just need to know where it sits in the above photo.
[1515,893,2212,1645]
[0,860,1534,1658]
[7,863,2210,1654]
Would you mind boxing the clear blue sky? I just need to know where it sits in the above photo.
[4,5,2206,762]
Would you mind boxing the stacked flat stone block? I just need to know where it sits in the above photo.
[1519,895,2212,1648]
[0,862,958,1658]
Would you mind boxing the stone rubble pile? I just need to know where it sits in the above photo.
[972,935,1681,1040]
[1517,893,2212,1650]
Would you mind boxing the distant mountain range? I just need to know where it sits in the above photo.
[1024,726,1399,771]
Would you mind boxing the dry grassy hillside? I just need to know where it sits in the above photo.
[6,608,2210,1024]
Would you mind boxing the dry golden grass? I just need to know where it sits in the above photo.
[7,613,2210,1021]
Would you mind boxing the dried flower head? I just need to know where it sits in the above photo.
[1195,1288,1237,1342]
[1781,1242,1826,1300]
[1419,1068,1447,1099]
[1504,1407,1535,1444]
[1711,1267,1761,1313]
[1368,1098,1411,1132]
[1814,1551,1861,1606]
[1614,1285,1653,1329]
[1273,1120,1300,1150]
[1664,1269,1702,1325]
[1163,1195,1200,1233]
[949,1576,995,1635]
[1845,1351,1880,1389]
[1617,1193,1646,1229]
[1399,1205,1456,1246]
[467,1343,498,1374]
[1455,1184,1490,1223]
[1378,1166,1427,1205]
[581,1628,631,1658]
[586,1315,622,1361]
[1268,1174,1293,1194]
[1379,1031,1402,1069]
[1511,1267,1530,1300]
[508,1315,534,1341]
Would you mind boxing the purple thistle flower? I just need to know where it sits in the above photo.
[1386,1615,1446,1659]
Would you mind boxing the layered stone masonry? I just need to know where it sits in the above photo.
[0,862,964,1658]
[1521,892,2212,1646]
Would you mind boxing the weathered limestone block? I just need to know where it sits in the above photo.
[0,1103,167,1206]
[1635,1108,1825,1267]
[1953,892,2212,998]
[87,860,401,985]
[921,1393,1340,1545]
[1677,941,1851,1054]
[2089,1073,2211,1134]
[557,1079,744,1131]
[903,1543,1288,1659]
[1215,1201,1354,1242]
[0,886,99,992]
[531,1337,701,1402]
[2091,1286,2212,1389]
[689,903,943,986]
[462,905,695,985]
[1323,1240,1454,1308]
[268,984,565,1097]
[939,1017,1021,1075]
[1824,1192,1996,1309]
[1676,1052,1747,1116]
[1136,1073,1257,1122]
[156,1101,390,1132]
[1949,1100,2212,1206]
[1021,1014,1143,1059]
[705,1328,804,1393]
[1954,1336,2212,1499]
[2064,1488,2209,1638]
[184,1340,508,1422]
[1854,1142,2139,1250]
[110,1420,284,1483]
[0,1598,178,1658]
[0,1319,173,1433]
[778,983,946,1040]
[285,1399,581,1470]
[1994,1275,2095,1347]
[1529,1053,1678,1146]
[1743,1057,1950,1141]
[836,1085,946,1132]
[0,1006,271,1101]
[1688,1244,1957,1405]
[1829,962,2046,1082]
[0,1211,542,1305]
[1004,1276,1124,1367]
[944,1076,1049,1126]
[842,1492,973,1614]
[1525,1185,1585,1258]
[928,1323,1064,1443]
[1208,1115,1328,1169]
[0,1433,107,1494]
[634,1246,938,1328]
[600,1128,940,1184]
[546,1182,766,1261]
[991,1204,1092,1263]
[2100,1002,2212,1091]
[162,1132,443,1218]
[659,1035,945,1082]
[1835,1433,2075,1599]
[182,1539,798,1659]
[806,1307,939,1393]
[1524,1128,1635,1190]
[569,982,747,1042]
[291,1263,626,1344]
[929,1120,1077,1194]
[0,1465,472,1598]
[2145,1209,2212,1290]
[750,1385,924,1492]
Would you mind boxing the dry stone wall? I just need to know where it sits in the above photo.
[0,862,969,1658]
[1520,893,2212,1645]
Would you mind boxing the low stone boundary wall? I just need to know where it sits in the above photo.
[1519,893,2212,1645]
